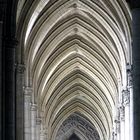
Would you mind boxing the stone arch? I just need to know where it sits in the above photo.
[16,0,132,140]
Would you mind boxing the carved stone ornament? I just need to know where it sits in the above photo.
[23,87,32,103]
[30,103,37,111]
[128,71,133,87]
[119,105,125,121]
[114,119,120,133]
[24,86,33,92]
[56,113,100,140]
[126,64,133,87]
[36,117,41,125]
[122,89,130,106]
[112,131,117,140]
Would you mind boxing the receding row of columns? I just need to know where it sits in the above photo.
[113,90,131,140]
[23,72,133,140]
[112,70,133,140]
[24,87,47,140]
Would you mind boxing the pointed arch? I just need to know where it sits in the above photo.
[16,0,132,140]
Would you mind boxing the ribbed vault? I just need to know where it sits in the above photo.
[16,0,131,140]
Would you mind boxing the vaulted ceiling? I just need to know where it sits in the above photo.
[16,0,131,139]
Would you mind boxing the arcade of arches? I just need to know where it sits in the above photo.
[1,0,140,140]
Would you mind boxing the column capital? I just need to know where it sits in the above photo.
[23,87,33,103]
[127,64,133,87]
[40,128,47,137]
[31,103,37,111]
[128,73,133,88]
[36,117,41,125]
[122,89,130,106]
[15,63,25,73]
[23,86,33,95]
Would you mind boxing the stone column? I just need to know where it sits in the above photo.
[36,117,41,140]
[131,2,140,140]
[119,105,125,140]
[31,103,37,140]
[15,64,25,140]
[112,131,116,140]
[40,129,47,140]
[24,87,32,140]
[0,20,2,140]
[1,0,18,139]
[3,38,18,140]
[127,69,133,140]
[122,89,130,140]
[40,122,47,140]
[112,121,118,140]
[114,117,120,140]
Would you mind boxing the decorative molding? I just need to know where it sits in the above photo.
[56,113,100,140]
[122,89,130,106]
[23,87,32,103]
[114,118,120,133]
[36,117,41,125]
[40,127,47,140]
[128,71,133,87]
[126,64,133,87]
[23,86,33,94]
[31,103,37,111]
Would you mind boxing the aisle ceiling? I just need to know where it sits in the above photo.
[16,0,131,139]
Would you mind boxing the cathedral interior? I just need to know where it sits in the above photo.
[0,0,140,140]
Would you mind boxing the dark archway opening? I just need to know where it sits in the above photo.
[69,133,80,140]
